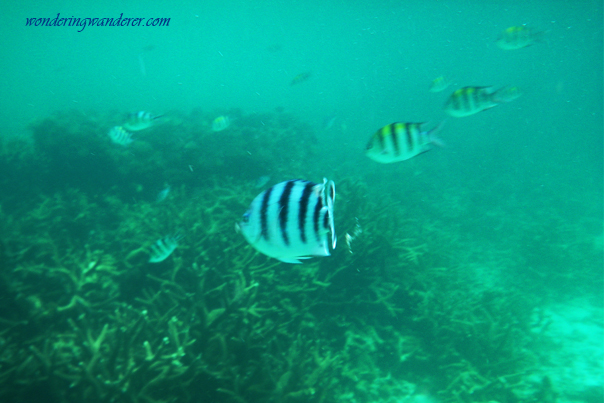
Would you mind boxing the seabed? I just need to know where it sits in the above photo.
[0,109,601,403]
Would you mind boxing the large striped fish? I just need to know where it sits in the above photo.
[238,178,337,264]
[444,86,519,117]
[365,122,444,164]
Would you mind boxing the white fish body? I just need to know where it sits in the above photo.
[149,233,183,263]
[238,178,336,264]
[108,126,134,146]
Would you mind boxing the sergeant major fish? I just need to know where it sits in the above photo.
[149,233,184,263]
[429,76,453,93]
[365,122,444,164]
[212,115,231,132]
[237,178,336,264]
[290,72,311,86]
[496,26,544,50]
[108,126,134,146]
[123,111,163,131]
[444,86,520,117]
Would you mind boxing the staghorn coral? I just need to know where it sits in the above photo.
[0,108,588,403]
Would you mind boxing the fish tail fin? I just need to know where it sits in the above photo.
[534,30,548,44]
[427,120,446,147]
[493,86,522,103]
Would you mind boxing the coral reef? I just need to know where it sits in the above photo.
[0,109,600,403]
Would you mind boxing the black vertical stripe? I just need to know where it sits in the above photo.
[298,182,314,243]
[260,186,273,241]
[453,90,461,111]
[405,123,414,152]
[278,181,296,246]
[313,196,323,241]
[390,124,399,155]
[463,88,472,112]
[322,209,330,229]
[377,128,386,151]
[475,89,484,110]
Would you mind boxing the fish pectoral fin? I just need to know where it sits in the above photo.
[277,256,304,264]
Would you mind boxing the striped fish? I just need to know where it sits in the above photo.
[211,115,231,132]
[108,126,134,146]
[496,26,544,50]
[429,76,452,93]
[445,86,521,117]
[149,233,184,263]
[123,111,163,131]
[444,86,498,117]
[238,178,336,264]
[290,72,311,86]
[365,122,444,164]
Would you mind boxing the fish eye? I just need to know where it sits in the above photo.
[242,212,250,223]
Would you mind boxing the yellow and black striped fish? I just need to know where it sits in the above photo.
[444,87,497,117]
[429,76,453,93]
[444,86,521,117]
[123,111,163,131]
[290,72,311,86]
[496,26,544,50]
[365,122,443,164]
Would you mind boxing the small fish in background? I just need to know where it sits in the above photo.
[322,115,337,130]
[290,72,311,86]
[123,111,164,131]
[212,115,231,132]
[254,175,271,189]
[149,233,184,263]
[496,26,545,50]
[429,76,453,93]
[108,126,134,146]
[156,183,171,202]
[444,86,520,117]
[266,44,282,52]
[365,122,445,164]
[345,217,363,254]
[237,178,337,264]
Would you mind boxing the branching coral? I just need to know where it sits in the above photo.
[0,108,576,403]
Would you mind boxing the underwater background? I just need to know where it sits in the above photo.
[0,1,602,403]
